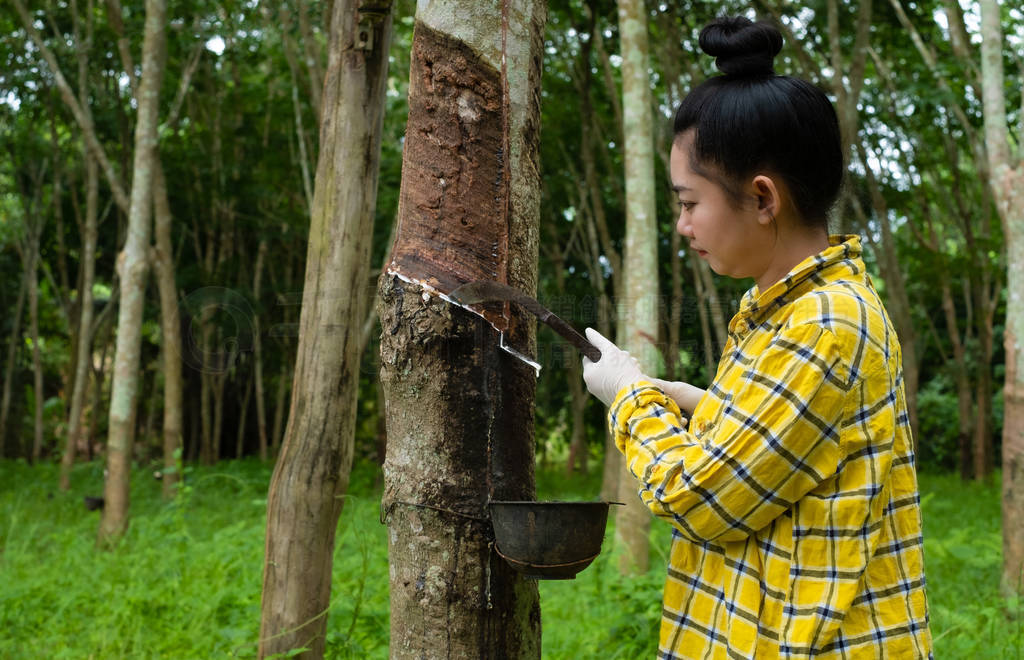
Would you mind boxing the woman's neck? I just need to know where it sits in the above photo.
[753,229,830,293]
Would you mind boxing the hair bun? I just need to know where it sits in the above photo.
[699,16,782,77]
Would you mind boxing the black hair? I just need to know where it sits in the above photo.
[673,16,843,230]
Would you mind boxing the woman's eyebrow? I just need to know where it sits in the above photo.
[671,184,693,193]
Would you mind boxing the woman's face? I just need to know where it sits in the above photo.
[669,135,772,281]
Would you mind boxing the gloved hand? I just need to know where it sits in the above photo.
[582,328,646,406]
[646,377,706,415]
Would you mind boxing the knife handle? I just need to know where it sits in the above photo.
[546,315,602,362]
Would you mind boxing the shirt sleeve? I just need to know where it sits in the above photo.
[609,321,851,544]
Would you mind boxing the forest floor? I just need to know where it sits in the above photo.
[0,458,1020,658]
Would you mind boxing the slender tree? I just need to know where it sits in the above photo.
[97,0,167,546]
[252,239,269,462]
[103,0,186,500]
[59,154,98,489]
[977,0,1024,597]
[378,0,546,656]
[615,0,658,575]
[59,0,100,491]
[258,2,394,656]
[0,277,27,448]
[152,161,183,498]
[17,175,45,463]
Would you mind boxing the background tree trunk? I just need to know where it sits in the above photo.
[58,0,98,485]
[379,1,546,656]
[977,0,1024,598]
[0,277,27,450]
[258,2,394,657]
[59,153,99,490]
[97,0,166,546]
[615,0,658,576]
[27,235,44,463]
[152,160,183,498]
[253,239,269,461]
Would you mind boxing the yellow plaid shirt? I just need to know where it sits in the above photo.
[609,235,931,659]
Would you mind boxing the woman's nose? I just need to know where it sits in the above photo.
[676,212,693,238]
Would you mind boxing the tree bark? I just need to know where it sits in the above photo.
[978,0,1024,598]
[0,277,27,452]
[111,0,186,498]
[258,3,394,657]
[573,15,623,502]
[59,0,99,491]
[27,239,44,463]
[270,256,297,459]
[546,231,588,476]
[212,355,226,462]
[98,0,166,547]
[60,153,99,490]
[253,239,269,462]
[379,1,546,657]
[152,160,184,498]
[691,254,717,377]
[271,356,289,457]
[974,277,999,480]
[697,246,728,353]
[667,224,683,381]
[278,5,316,216]
[235,372,253,459]
[615,0,658,575]
[939,272,974,480]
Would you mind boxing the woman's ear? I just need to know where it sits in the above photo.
[750,174,781,225]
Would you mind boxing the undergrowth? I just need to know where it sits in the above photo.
[0,460,1019,658]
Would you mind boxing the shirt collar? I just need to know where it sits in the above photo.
[730,234,864,335]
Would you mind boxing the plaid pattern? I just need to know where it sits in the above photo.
[609,235,931,659]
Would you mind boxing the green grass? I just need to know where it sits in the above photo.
[918,472,1024,659]
[0,460,1020,658]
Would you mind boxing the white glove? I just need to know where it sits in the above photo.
[646,377,706,415]
[582,328,646,406]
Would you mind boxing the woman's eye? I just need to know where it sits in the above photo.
[680,201,696,211]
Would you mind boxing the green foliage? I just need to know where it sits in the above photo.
[916,375,960,471]
[919,472,1024,658]
[1,460,1020,658]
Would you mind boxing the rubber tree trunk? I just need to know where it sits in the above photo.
[615,0,658,576]
[27,243,43,463]
[58,0,102,473]
[97,0,166,547]
[978,0,1024,598]
[0,276,27,450]
[258,3,394,657]
[60,153,99,490]
[378,1,545,657]
[575,8,624,503]
[253,239,269,462]
[939,272,974,481]
[152,159,183,499]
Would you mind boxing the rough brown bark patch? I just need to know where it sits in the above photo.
[387,23,531,357]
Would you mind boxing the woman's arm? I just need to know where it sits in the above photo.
[610,321,852,544]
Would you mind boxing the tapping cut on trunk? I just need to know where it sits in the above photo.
[386,23,531,361]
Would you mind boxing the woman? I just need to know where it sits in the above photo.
[583,15,932,659]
